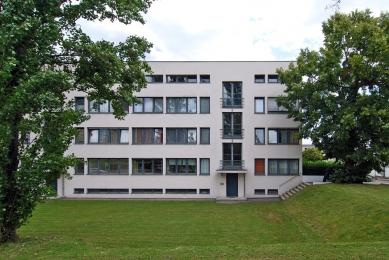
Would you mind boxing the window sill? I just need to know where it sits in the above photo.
[132,173,163,175]
[87,143,130,145]
[87,174,129,175]
[166,174,197,176]
[268,174,299,176]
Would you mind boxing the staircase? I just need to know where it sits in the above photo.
[280,182,312,200]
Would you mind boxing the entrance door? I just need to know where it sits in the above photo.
[226,173,238,197]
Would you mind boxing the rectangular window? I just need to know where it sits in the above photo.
[200,128,210,144]
[166,75,197,83]
[74,188,85,194]
[132,189,163,194]
[222,112,242,139]
[255,159,265,175]
[268,75,280,83]
[145,75,163,83]
[88,158,129,175]
[254,189,265,195]
[255,98,265,113]
[166,159,197,175]
[87,189,129,194]
[222,82,242,108]
[200,158,210,175]
[200,75,210,83]
[166,128,197,144]
[222,143,242,170]
[200,97,210,113]
[165,189,197,194]
[268,189,279,195]
[268,159,299,175]
[75,128,84,144]
[133,97,163,113]
[75,160,85,175]
[255,75,265,83]
[268,129,299,144]
[255,128,265,144]
[75,97,85,111]
[166,97,197,113]
[199,189,210,194]
[132,128,163,144]
[132,159,163,175]
[267,97,288,113]
[88,128,129,144]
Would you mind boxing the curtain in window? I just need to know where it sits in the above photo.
[187,159,196,173]
[133,159,142,174]
[166,129,176,143]
[110,159,119,174]
[268,98,278,111]
[200,98,210,113]
[187,98,196,113]
[110,129,119,143]
[200,128,210,144]
[100,102,109,112]
[120,130,129,143]
[144,129,153,143]
[268,130,277,143]
[144,98,153,112]
[279,160,288,174]
[154,129,162,143]
[89,130,98,143]
[177,129,186,143]
[290,160,299,174]
[187,129,196,143]
[255,159,265,174]
[120,159,129,174]
[255,98,264,113]
[200,159,210,174]
[279,130,288,144]
[166,98,175,113]
[289,130,299,144]
[134,102,143,112]
[268,160,277,174]
[177,98,187,113]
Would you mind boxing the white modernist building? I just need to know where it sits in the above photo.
[58,61,303,200]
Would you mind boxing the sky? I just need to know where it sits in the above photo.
[78,0,389,62]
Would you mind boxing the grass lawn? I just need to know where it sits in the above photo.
[1,184,389,259]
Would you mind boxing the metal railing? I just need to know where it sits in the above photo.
[219,160,245,170]
[279,174,301,187]
[220,128,244,139]
[220,98,244,108]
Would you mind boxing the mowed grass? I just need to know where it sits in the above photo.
[1,184,389,259]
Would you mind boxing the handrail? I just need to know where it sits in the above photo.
[279,174,301,187]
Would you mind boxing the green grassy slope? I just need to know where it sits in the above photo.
[1,184,389,259]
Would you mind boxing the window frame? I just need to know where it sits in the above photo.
[75,97,85,111]
[200,128,210,144]
[75,128,84,144]
[166,75,197,83]
[166,128,197,144]
[133,97,163,113]
[200,75,210,83]
[254,97,265,114]
[255,128,265,145]
[145,75,163,83]
[75,160,85,175]
[166,97,197,114]
[200,97,210,114]
[268,159,299,175]
[88,158,129,175]
[254,75,265,83]
[222,112,243,139]
[222,81,242,108]
[132,158,163,175]
[88,128,129,144]
[166,158,197,175]
[132,128,163,144]
[268,75,280,83]
[268,128,299,144]
[267,97,288,113]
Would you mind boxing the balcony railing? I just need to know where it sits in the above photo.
[220,128,244,139]
[219,160,245,170]
[220,98,244,108]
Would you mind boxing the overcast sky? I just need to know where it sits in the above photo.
[79,0,389,61]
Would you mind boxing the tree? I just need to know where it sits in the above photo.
[0,0,153,243]
[277,9,389,183]
[302,148,324,162]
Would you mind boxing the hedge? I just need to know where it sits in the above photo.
[303,160,344,176]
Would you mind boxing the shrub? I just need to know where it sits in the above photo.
[302,148,324,162]
[303,160,344,176]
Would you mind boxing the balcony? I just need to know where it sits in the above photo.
[219,160,245,170]
[220,98,244,108]
[220,128,244,139]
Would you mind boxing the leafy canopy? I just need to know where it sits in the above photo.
[302,148,324,162]
[277,9,389,183]
[0,0,153,243]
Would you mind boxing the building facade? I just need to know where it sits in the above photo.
[58,61,302,199]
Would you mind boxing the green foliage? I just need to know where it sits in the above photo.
[302,148,324,162]
[277,9,389,183]
[0,0,153,243]
[303,160,343,175]
[330,168,372,183]
[1,184,389,258]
